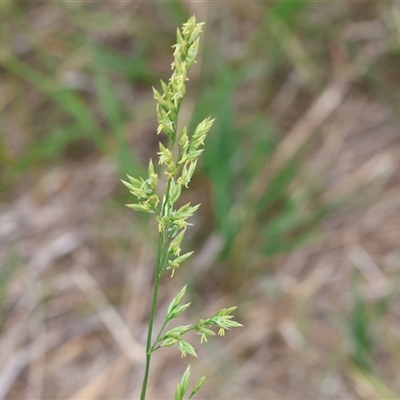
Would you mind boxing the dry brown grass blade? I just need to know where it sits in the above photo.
[0,347,36,400]
[25,275,46,400]
[250,78,350,200]
[0,314,117,400]
[120,245,150,333]
[323,151,396,203]
[348,363,399,400]
[72,265,145,364]
[348,245,390,298]
[68,357,131,400]
[249,40,387,202]
[0,329,64,400]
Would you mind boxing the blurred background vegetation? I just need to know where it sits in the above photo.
[1,1,400,398]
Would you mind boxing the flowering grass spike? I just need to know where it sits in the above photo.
[122,17,242,400]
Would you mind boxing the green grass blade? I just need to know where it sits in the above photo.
[2,57,105,151]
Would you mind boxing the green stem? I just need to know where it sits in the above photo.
[151,319,168,353]
[140,234,164,400]
[140,101,182,400]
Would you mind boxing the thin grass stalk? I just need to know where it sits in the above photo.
[122,17,242,400]
[140,234,163,400]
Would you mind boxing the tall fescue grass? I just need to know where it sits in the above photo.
[121,17,241,399]
[1,1,400,398]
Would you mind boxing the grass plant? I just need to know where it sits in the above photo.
[121,17,242,400]
[1,2,400,398]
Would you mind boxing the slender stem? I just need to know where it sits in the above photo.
[140,234,164,400]
[150,319,168,353]
[140,101,181,400]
